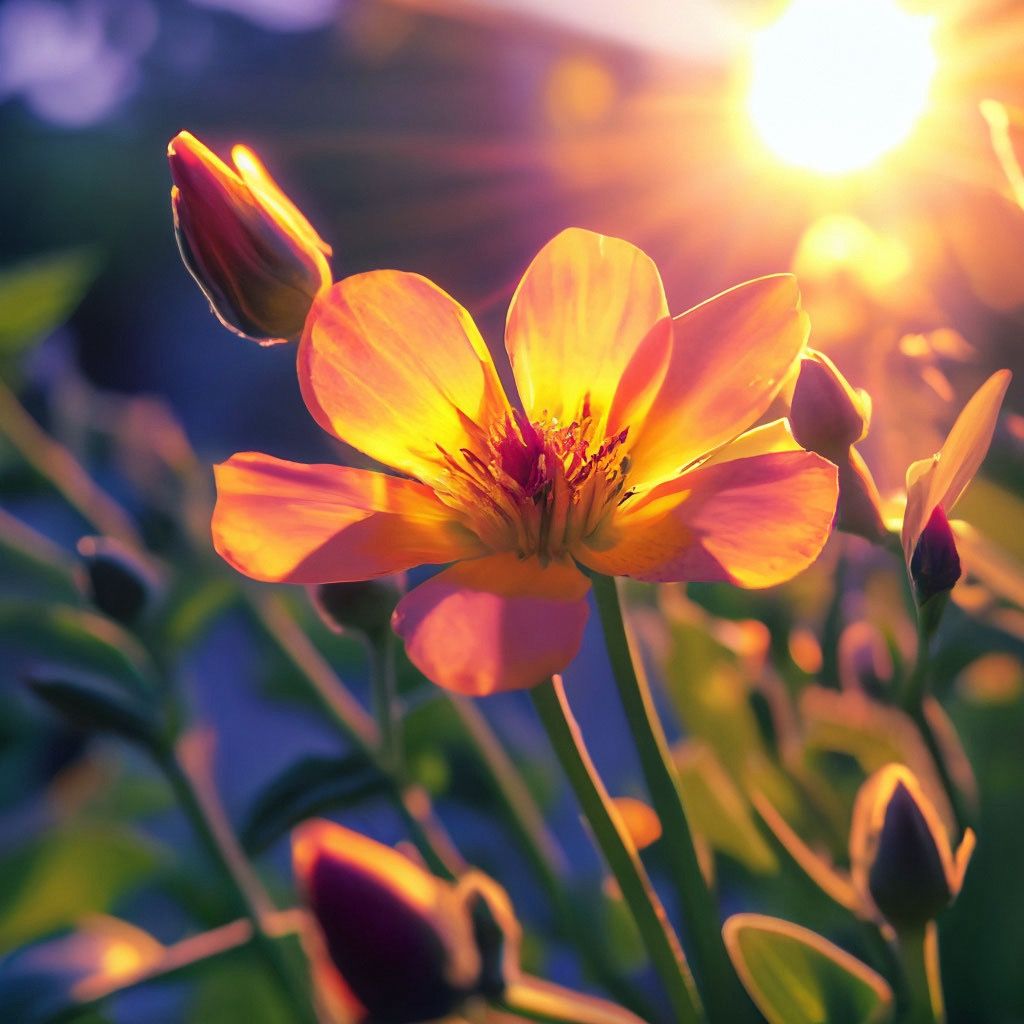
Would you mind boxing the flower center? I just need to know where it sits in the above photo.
[435,409,631,562]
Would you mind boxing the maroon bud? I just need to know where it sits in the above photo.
[910,505,961,606]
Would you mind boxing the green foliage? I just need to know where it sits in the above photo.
[240,754,393,853]
[26,665,162,747]
[0,249,100,372]
[0,824,162,953]
[674,741,777,874]
[0,602,155,692]
[724,915,893,1024]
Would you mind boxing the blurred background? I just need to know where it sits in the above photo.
[3,0,1024,1021]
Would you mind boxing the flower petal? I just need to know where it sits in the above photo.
[578,450,837,588]
[505,228,670,437]
[626,275,810,489]
[392,554,590,695]
[299,272,511,482]
[902,369,1012,561]
[212,452,482,583]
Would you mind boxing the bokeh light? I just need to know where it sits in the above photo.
[748,0,937,174]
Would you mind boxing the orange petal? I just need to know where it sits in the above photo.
[299,272,511,483]
[505,228,670,439]
[901,369,1012,561]
[392,554,590,695]
[626,275,810,489]
[578,450,837,588]
[212,452,482,583]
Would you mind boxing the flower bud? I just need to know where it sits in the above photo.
[292,820,518,1024]
[168,131,331,344]
[310,577,404,641]
[910,505,962,607]
[850,765,974,931]
[75,537,161,625]
[790,350,870,458]
[789,352,887,543]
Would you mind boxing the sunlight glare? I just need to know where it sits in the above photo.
[748,0,936,174]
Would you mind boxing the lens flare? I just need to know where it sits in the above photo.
[748,0,936,175]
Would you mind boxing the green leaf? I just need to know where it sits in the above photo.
[0,602,155,692]
[0,824,162,952]
[674,742,777,874]
[189,955,294,1024]
[0,515,79,604]
[240,754,392,853]
[0,249,100,363]
[660,617,804,822]
[723,914,893,1024]
[26,665,161,747]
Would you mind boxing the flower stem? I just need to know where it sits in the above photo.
[900,614,971,834]
[530,677,702,1024]
[448,694,655,1019]
[589,573,753,1024]
[367,627,403,778]
[896,924,944,1024]
[245,591,465,880]
[157,738,319,1024]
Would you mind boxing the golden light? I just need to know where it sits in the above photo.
[748,0,937,175]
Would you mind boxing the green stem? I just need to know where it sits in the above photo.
[531,677,702,1024]
[245,591,464,881]
[157,744,319,1024]
[900,615,971,834]
[590,574,751,1024]
[448,694,654,1019]
[897,924,944,1024]
[367,627,403,778]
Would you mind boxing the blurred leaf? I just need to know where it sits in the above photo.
[240,754,392,853]
[26,665,162,748]
[0,249,100,365]
[660,617,803,822]
[674,741,777,874]
[0,514,79,603]
[800,687,956,830]
[159,578,237,652]
[955,478,1024,566]
[0,824,162,952]
[0,603,155,693]
[0,916,162,1024]
[724,914,893,1024]
[190,954,294,1024]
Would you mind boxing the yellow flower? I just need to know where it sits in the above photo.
[213,228,838,694]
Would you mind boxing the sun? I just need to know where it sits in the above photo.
[747,0,937,175]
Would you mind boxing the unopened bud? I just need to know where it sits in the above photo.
[789,353,887,543]
[790,351,870,458]
[293,820,518,1024]
[850,765,974,931]
[910,505,961,606]
[76,537,160,625]
[168,131,331,344]
[310,577,404,641]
